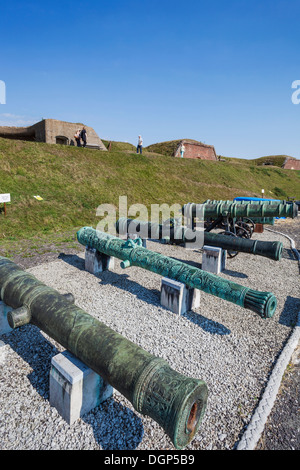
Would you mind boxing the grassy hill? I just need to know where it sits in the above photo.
[222,154,292,167]
[0,137,299,245]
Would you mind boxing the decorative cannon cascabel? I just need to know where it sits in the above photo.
[115,218,283,261]
[0,256,208,450]
[77,227,277,319]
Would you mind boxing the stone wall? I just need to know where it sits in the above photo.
[174,140,217,160]
[44,119,107,150]
[0,119,107,150]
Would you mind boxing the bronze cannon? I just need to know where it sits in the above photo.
[182,200,298,239]
[0,256,208,449]
[115,217,283,261]
[183,200,298,219]
[77,227,277,319]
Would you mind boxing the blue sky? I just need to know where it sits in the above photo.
[1,0,300,158]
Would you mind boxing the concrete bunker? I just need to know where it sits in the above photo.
[0,118,107,150]
[56,135,69,145]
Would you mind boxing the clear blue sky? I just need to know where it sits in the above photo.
[1,0,300,158]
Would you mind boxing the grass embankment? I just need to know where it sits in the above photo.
[0,137,299,252]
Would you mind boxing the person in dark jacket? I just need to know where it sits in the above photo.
[81,127,87,147]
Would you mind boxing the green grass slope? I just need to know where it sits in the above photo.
[0,138,299,242]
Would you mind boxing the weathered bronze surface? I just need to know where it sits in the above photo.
[0,256,208,449]
[115,218,283,261]
[183,200,298,219]
[77,227,277,318]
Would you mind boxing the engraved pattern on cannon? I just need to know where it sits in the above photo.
[133,360,207,448]
[77,227,277,318]
[0,255,208,449]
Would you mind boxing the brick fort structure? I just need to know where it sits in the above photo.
[0,118,107,151]
[282,157,300,170]
[174,139,217,160]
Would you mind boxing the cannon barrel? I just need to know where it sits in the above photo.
[204,199,299,224]
[182,201,298,219]
[0,256,208,449]
[77,227,277,319]
[115,218,283,261]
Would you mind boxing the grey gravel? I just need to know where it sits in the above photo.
[0,228,299,451]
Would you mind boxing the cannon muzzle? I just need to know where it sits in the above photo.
[0,256,208,449]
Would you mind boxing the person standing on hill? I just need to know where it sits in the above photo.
[137,135,143,154]
[74,129,81,147]
[81,127,87,147]
[180,143,185,158]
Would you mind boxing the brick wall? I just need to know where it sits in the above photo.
[282,157,300,170]
[174,140,217,160]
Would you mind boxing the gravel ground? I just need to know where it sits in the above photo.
[255,217,300,451]
[0,222,299,451]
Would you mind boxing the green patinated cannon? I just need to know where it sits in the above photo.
[0,256,208,450]
[205,200,276,226]
[115,217,283,261]
[183,200,298,220]
[182,200,298,239]
[77,227,277,319]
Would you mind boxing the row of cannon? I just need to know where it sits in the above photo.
[0,199,297,448]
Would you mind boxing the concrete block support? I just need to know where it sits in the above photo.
[50,350,113,425]
[0,301,13,335]
[160,277,200,315]
[202,246,226,274]
[85,246,115,274]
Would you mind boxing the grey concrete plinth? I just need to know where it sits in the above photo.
[160,277,200,315]
[202,245,226,274]
[50,350,113,425]
[0,301,13,335]
[85,246,114,274]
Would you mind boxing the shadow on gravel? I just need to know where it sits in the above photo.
[58,252,86,271]
[182,311,231,335]
[281,248,298,261]
[278,295,300,327]
[59,252,162,306]
[59,253,232,334]
[1,325,143,450]
[222,268,248,279]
